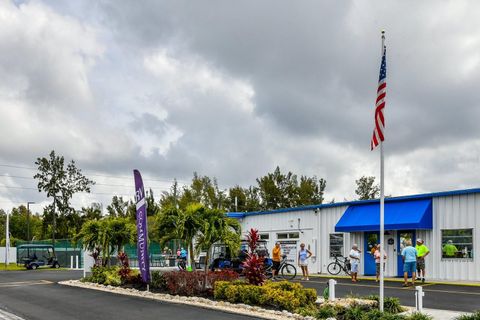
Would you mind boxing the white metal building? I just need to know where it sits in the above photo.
[228,188,479,281]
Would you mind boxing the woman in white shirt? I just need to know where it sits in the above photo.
[349,244,361,282]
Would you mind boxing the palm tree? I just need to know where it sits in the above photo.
[75,218,136,266]
[156,203,203,269]
[195,208,241,275]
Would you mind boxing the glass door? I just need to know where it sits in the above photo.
[397,230,416,277]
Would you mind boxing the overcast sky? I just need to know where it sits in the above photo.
[1,0,480,213]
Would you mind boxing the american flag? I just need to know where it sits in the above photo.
[371,46,387,150]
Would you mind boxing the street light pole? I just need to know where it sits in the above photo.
[26,201,35,243]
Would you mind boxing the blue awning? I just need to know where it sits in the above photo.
[335,199,432,232]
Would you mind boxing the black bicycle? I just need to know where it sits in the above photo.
[264,255,297,280]
[327,255,351,275]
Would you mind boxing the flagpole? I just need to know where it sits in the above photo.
[379,30,386,313]
[5,210,10,268]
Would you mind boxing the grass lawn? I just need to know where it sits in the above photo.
[0,263,25,271]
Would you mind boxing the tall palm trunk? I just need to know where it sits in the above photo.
[189,241,195,271]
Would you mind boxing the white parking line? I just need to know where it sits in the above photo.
[0,309,25,320]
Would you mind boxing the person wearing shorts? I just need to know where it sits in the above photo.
[272,242,281,280]
[415,239,430,283]
[349,244,361,282]
[374,245,387,282]
[401,240,417,287]
[298,243,312,280]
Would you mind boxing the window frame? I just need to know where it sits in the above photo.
[440,228,474,260]
[329,233,344,258]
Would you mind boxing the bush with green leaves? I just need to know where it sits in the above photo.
[214,280,317,312]
[405,312,432,320]
[364,295,405,314]
[456,311,480,320]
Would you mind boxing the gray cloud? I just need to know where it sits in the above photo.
[1,0,480,211]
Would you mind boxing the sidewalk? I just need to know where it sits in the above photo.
[312,273,480,287]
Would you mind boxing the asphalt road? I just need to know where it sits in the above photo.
[296,277,480,313]
[0,270,255,320]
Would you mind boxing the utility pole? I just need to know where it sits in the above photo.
[26,202,35,242]
[52,194,56,247]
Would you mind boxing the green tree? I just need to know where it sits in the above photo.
[6,205,43,241]
[81,203,103,221]
[34,150,95,243]
[355,176,380,200]
[195,207,241,275]
[156,203,203,269]
[160,179,180,209]
[75,217,135,266]
[297,175,326,206]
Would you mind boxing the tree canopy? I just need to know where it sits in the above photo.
[355,176,380,200]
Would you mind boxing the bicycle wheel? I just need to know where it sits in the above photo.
[280,263,297,280]
[327,262,342,275]
[265,266,273,279]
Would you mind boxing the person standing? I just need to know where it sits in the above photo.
[298,243,312,280]
[272,242,281,280]
[349,244,361,283]
[442,240,458,258]
[401,240,417,287]
[415,239,430,283]
[374,244,387,282]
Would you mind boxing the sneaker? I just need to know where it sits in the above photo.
[402,283,409,287]
[306,277,309,281]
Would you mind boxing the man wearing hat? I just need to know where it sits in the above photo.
[415,239,430,283]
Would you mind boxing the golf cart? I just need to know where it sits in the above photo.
[209,239,270,273]
[17,244,60,270]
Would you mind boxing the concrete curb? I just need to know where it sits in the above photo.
[59,280,312,320]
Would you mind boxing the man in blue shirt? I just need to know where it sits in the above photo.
[401,240,417,287]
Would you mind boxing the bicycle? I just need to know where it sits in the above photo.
[327,255,351,276]
[264,255,297,280]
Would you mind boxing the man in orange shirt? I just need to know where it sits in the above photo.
[272,242,281,280]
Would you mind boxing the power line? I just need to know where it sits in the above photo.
[0,163,188,184]
[0,173,171,189]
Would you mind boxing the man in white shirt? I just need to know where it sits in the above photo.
[349,244,361,282]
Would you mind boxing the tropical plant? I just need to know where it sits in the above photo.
[75,218,136,266]
[195,207,241,276]
[242,228,265,285]
[156,203,203,269]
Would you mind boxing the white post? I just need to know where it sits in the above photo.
[5,211,9,266]
[379,30,386,313]
[415,286,424,312]
[70,256,74,269]
[83,251,86,278]
[76,255,79,269]
[328,279,337,301]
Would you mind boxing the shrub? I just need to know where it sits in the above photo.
[150,271,167,291]
[294,306,318,317]
[455,311,480,320]
[104,267,122,286]
[344,306,366,320]
[242,228,266,286]
[364,295,404,314]
[405,312,433,320]
[162,270,239,297]
[213,280,317,312]
[316,305,337,319]
[117,252,131,283]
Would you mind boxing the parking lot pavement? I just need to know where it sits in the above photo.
[296,276,480,313]
[0,270,255,320]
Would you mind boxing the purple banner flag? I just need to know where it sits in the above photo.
[134,169,150,283]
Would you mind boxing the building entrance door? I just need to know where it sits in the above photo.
[397,230,416,277]
[364,232,379,276]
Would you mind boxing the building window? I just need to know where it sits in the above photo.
[329,233,344,258]
[277,232,299,240]
[441,229,473,259]
[260,234,269,240]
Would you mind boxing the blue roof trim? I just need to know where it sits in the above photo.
[335,199,433,232]
[227,187,480,218]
